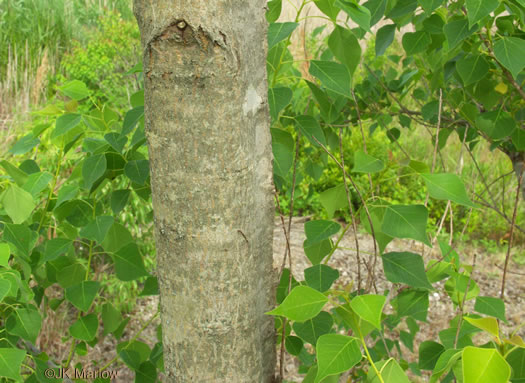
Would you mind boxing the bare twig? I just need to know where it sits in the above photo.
[473,192,525,234]
[500,170,523,299]
[352,89,374,197]
[311,135,379,292]
[338,127,362,292]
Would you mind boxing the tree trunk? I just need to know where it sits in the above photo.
[133,1,276,381]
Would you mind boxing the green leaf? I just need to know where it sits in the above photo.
[293,311,334,345]
[58,263,87,290]
[271,128,295,178]
[314,334,362,383]
[304,264,339,292]
[456,55,489,86]
[368,359,411,383]
[506,348,525,383]
[2,223,37,258]
[0,279,9,302]
[328,25,361,76]
[102,303,122,335]
[3,184,35,224]
[463,317,499,339]
[59,80,90,100]
[268,22,299,50]
[418,0,444,13]
[309,60,352,97]
[6,307,42,343]
[381,205,431,246]
[363,0,386,26]
[43,238,72,262]
[375,24,396,56]
[402,31,431,55]
[285,336,304,356]
[305,220,341,245]
[305,81,341,124]
[430,349,462,383]
[69,314,98,341]
[83,154,107,190]
[102,222,133,253]
[423,13,445,33]
[337,303,377,338]
[466,0,499,28]
[0,348,26,381]
[56,184,78,207]
[319,184,348,218]
[9,133,40,155]
[136,361,157,382]
[51,113,81,139]
[276,268,300,304]
[349,294,386,330]
[393,289,429,321]
[445,273,480,304]
[266,0,282,23]
[462,346,511,383]
[53,199,92,227]
[80,216,114,243]
[476,111,516,140]
[511,128,525,150]
[22,171,52,198]
[295,115,327,148]
[474,296,506,322]
[0,243,9,267]
[352,150,385,173]
[104,132,127,153]
[360,205,393,254]
[122,106,144,135]
[494,37,525,79]
[382,252,433,289]
[65,281,100,312]
[266,285,328,322]
[419,341,445,370]
[118,341,151,370]
[110,189,131,215]
[268,87,293,121]
[304,238,333,265]
[387,0,418,19]
[0,160,28,186]
[124,159,149,185]
[139,276,159,296]
[421,173,476,208]
[408,160,430,173]
[444,18,478,50]
[112,243,149,281]
[336,0,371,31]
[314,0,340,21]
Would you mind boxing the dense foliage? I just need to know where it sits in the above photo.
[0,0,524,382]
[266,0,525,382]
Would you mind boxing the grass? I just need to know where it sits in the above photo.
[0,0,133,125]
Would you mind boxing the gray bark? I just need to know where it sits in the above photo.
[133,1,276,381]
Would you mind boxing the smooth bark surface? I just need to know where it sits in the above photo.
[134,1,276,381]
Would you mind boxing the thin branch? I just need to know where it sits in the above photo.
[432,89,443,174]
[352,89,374,197]
[311,135,379,292]
[473,192,525,235]
[500,170,523,299]
[338,127,362,292]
